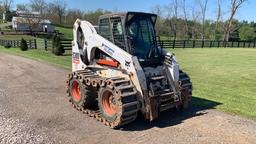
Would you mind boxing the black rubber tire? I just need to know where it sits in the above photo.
[178,70,193,109]
[69,77,97,108]
[179,70,193,96]
[98,87,118,122]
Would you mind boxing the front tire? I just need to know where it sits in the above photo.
[98,79,139,128]
[179,70,193,109]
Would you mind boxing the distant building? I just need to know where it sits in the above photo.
[12,10,54,33]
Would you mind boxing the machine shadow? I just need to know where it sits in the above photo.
[121,96,222,131]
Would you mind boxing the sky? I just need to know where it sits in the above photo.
[14,0,256,22]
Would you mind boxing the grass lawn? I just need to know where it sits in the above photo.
[170,48,256,120]
[55,26,73,39]
[0,35,37,40]
[0,47,71,69]
[1,46,256,120]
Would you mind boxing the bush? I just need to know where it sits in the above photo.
[20,38,28,51]
[4,43,11,49]
[239,25,256,41]
[52,35,64,56]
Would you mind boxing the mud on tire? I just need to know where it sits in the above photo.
[67,73,97,109]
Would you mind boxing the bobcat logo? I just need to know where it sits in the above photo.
[125,61,131,67]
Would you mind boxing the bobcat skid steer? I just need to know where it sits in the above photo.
[66,12,192,128]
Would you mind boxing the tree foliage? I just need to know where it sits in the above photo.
[20,38,28,51]
[1,0,254,41]
[52,35,64,56]
[239,25,256,41]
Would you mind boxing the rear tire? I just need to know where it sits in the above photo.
[68,75,97,109]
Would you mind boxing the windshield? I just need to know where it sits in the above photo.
[127,16,158,60]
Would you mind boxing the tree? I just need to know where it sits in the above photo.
[214,0,223,40]
[191,6,201,39]
[181,0,189,39]
[49,0,66,24]
[151,5,165,36]
[20,38,28,51]
[0,5,4,19]
[1,0,13,11]
[66,9,83,25]
[165,0,179,39]
[198,0,208,40]
[224,0,247,41]
[84,9,111,25]
[52,35,64,56]
[16,4,30,11]
[239,25,256,41]
[30,0,47,16]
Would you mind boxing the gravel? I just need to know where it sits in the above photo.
[0,53,256,144]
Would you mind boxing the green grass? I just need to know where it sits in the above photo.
[1,46,256,120]
[170,48,256,120]
[0,47,71,69]
[55,26,73,39]
[0,35,37,40]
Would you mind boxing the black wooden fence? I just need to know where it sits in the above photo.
[157,40,256,49]
[37,39,53,51]
[0,38,72,53]
[0,39,37,49]
[2,38,255,53]
[60,39,72,50]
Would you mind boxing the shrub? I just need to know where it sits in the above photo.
[20,38,28,51]
[52,35,64,56]
[4,43,11,49]
[239,25,256,41]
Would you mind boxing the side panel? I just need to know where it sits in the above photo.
[72,19,147,98]
[161,49,180,81]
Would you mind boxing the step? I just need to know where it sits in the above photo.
[159,103,176,112]
[122,91,137,97]
[117,85,134,90]
[150,75,166,81]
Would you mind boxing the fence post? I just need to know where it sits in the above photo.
[254,41,256,48]
[183,40,186,48]
[231,41,234,48]
[172,39,175,49]
[248,41,251,48]
[243,41,246,48]
[192,40,195,48]
[34,39,37,49]
[29,40,32,49]
[217,41,220,48]
[238,41,240,47]
[44,39,48,51]
[201,40,204,48]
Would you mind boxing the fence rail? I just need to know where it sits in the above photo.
[60,39,72,51]
[2,38,254,54]
[0,39,37,49]
[0,38,72,55]
[157,40,256,49]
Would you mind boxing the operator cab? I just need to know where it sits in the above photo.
[98,12,162,67]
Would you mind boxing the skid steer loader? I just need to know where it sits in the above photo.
[66,12,192,128]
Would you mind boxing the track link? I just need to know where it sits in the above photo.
[179,70,192,97]
[66,70,139,128]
